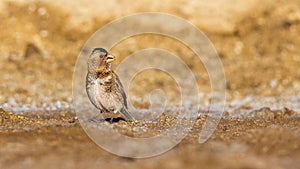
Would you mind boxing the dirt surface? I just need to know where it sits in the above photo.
[0,0,300,169]
[1,108,300,169]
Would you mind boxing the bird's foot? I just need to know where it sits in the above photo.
[105,117,126,123]
[87,117,126,123]
[87,112,128,123]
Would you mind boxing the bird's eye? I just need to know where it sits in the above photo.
[99,55,103,58]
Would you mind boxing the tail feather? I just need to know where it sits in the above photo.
[121,108,136,122]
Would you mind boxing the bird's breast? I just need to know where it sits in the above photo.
[98,75,112,84]
[90,76,123,113]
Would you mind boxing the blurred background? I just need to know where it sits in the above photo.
[0,0,300,169]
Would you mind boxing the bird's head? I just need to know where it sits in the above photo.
[87,48,116,74]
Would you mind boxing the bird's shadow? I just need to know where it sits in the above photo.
[88,117,126,123]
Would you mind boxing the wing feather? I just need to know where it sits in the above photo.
[113,72,128,108]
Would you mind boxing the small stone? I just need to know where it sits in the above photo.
[269,80,278,88]
[39,30,48,37]
[68,117,76,123]
[38,7,47,16]
[234,41,244,55]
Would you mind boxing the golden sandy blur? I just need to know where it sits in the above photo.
[0,0,300,168]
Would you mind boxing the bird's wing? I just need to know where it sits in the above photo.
[114,72,128,108]
[86,74,101,110]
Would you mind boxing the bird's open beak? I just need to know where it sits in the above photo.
[106,54,116,63]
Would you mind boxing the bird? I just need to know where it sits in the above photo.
[86,48,136,122]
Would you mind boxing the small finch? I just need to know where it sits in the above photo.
[86,48,135,122]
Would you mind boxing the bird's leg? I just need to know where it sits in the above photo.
[104,110,126,123]
[88,110,106,123]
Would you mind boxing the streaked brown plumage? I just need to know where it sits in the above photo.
[86,48,135,122]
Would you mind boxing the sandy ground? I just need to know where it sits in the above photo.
[1,108,300,169]
[0,0,300,169]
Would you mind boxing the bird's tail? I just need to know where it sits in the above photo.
[121,108,136,122]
